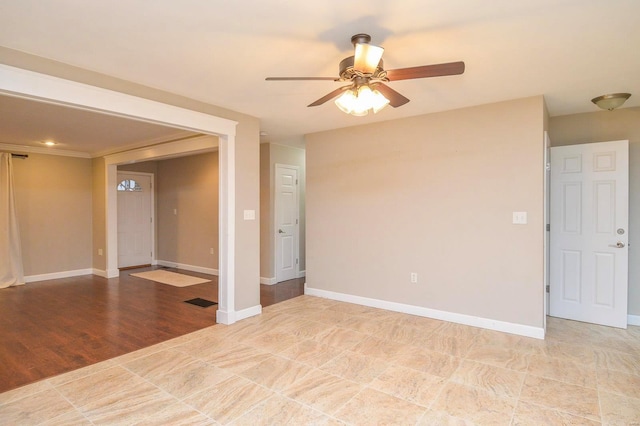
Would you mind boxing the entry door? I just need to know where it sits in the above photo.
[275,165,299,282]
[550,140,629,328]
[117,172,153,268]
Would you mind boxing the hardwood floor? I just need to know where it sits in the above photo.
[0,267,304,393]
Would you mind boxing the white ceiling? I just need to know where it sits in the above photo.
[1,0,639,154]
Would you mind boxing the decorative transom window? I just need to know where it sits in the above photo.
[117,179,143,192]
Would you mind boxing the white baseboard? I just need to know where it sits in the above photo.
[25,268,94,283]
[628,314,640,326]
[297,270,306,278]
[92,268,108,278]
[260,277,277,285]
[304,285,545,340]
[236,304,262,321]
[156,260,218,276]
[216,304,262,325]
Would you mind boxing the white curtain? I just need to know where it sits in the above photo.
[0,153,25,288]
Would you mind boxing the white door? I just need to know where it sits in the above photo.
[117,172,153,268]
[550,140,629,328]
[275,165,299,282]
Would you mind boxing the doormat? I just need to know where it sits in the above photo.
[185,298,218,308]
[130,270,211,287]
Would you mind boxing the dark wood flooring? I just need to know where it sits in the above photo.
[0,267,304,393]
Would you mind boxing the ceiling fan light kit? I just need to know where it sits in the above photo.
[591,93,631,111]
[266,33,465,116]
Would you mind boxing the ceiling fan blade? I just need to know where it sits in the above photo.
[266,77,339,81]
[374,83,410,108]
[386,61,465,81]
[308,87,349,107]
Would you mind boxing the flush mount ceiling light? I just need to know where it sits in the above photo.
[591,93,631,111]
[266,33,465,115]
[41,140,57,146]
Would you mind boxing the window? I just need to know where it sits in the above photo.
[117,179,142,192]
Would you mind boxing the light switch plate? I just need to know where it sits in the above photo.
[512,211,527,224]
[243,209,256,220]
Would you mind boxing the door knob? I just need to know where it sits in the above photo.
[278,229,285,234]
[609,241,625,248]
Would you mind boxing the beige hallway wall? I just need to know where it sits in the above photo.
[305,96,546,328]
[156,152,218,270]
[549,108,640,316]
[11,153,93,276]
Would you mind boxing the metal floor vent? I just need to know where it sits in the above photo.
[184,298,217,308]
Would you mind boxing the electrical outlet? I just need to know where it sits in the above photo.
[98,248,103,256]
[210,248,214,255]
[410,272,418,283]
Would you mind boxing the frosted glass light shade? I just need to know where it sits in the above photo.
[591,93,631,110]
[354,43,384,74]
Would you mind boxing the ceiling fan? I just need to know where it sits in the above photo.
[266,33,465,116]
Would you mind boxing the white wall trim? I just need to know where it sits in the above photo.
[156,260,219,276]
[25,268,94,283]
[628,314,640,326]
[92,269,108,278]
[260,277,277,285]
[0,64,241,325]
[297,270,306,278]
[235,304,263,322]
[0,142,90,158]
[305,285,545,340]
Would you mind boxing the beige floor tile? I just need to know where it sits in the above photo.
[41,410,93,425]
[369,365,446,407]
[537,341,597,366]
[313,326,369,351]
[273,318,334,340]
[56,365,145,409]
[393,347,461,378]
[594,348,640,376]
[334,387,426,425]
[240,355,315,391]
[526,354,597,388]
[132,401,214,425]
[143,358,232,399]
[374,322,434,346]
[111,342,169,365]
[475,329,544,354]
[184,375,274,424]
[0,388,77,425]
[418,410,476,425]
[338,315,388,335]
[350,335,409,359]
[80,381,177,426]
[519,375,599,420]
[202,342,271,373]
[431,382,516,425]
[244,329,301,353]
[279,338,344,368]
[172,333,236,359]
[465,344,530,372]
[0,379,54,405]
[46,359,117,387]
[424,331,476,357]
[433,322,482,340]
[231,394,339,426]
[123,348,198,378]
[283,368,362,415]
[597,368,640,399]
[320,350,390,384]
[303,309,353,325]
[450,360,525,398]
[512,401,600,426]
[327,301,378,316]
[599,390,640,425]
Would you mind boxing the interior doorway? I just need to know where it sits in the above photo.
[275,164,300,282]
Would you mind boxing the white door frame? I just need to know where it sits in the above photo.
[274,163,300,282]
[117,171,155,267]
[0,64,241,325]
[543,131,550,331]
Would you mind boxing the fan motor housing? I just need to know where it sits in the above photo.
[338,56,385,80]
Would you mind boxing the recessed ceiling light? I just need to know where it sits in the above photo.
[42,141,56,146]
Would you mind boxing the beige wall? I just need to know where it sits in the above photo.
[260,143,306,280]
[10,153,93,276]
[156,153,218,269]
[305,96,546,328]
[549,108,640,315]
[92,157,106,271]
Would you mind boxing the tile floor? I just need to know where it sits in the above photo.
[1,295,639,425]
